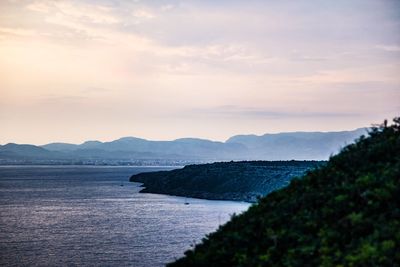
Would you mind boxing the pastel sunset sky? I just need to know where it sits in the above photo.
[1,0,399,144]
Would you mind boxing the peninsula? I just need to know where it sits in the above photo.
[130,160,323,202]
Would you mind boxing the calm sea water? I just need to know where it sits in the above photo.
[0,166,250,267]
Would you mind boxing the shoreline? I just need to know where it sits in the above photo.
[0,164,182,168]
[133,183,253,204]
[130,161,323,203]
[135,184,256,203]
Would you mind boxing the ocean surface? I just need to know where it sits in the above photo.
[0,166,250,267]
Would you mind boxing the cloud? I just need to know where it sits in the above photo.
[28,1,119,24]
[191,106,361,120]
[0,27,36,37]
[161,4,174,11]
[82,87,110,94]
[375,45,400,52]
[26,1,51,13]
[289,50,329,62]
[36,94,88,104]
[132,9,155,20]
[1,0,399,143]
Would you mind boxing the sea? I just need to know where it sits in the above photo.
[0,166,250,267]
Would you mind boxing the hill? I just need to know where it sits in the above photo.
[0,143,66,160]
[227,128,366,160]
[42,137,247,160]
[44,129,364,160]
[1,128,365,165]
[168,118,400,266]
[130,161,322,202]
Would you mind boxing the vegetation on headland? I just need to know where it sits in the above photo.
[168,118,400,266]
[130,161,322,202]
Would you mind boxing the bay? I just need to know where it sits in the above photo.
[0,166,250,267]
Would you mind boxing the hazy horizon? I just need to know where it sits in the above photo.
[1,126,369,146]
[1,0,399,144]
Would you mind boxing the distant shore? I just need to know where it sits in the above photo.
[0,164,182,168]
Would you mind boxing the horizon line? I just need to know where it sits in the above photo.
[0,126,369,146]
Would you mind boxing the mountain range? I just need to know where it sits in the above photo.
[0,128,367,164]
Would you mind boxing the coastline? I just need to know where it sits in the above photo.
[132,182,252,204]
[0,164,182,168]
[136,184,258,203]
[130,161,323,203]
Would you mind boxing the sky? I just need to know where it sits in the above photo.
[0,0,399,145]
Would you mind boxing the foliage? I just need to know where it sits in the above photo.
[130,161,322,202]
[168,118,400,267]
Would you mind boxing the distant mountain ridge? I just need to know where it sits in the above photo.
[0,128,367,164]
[0,143,66,160]
[227,128,367,160]
[42,136,247,160]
